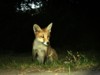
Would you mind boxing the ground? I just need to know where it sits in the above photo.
[0,49,100,75]
[0,69,100,75]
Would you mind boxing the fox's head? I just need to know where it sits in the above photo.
[33,23,53,46]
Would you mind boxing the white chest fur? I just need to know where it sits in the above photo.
[33,39,47,55]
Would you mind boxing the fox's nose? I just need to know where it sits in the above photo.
[43,42,49,46]
[47,42,50,45]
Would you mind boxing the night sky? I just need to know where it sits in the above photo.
[0,0,99,53]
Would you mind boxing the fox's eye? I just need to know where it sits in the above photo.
[40,35,44,38]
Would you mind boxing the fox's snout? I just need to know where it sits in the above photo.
[43,41,50,46]
[39,36,50,46]
[42,35,50,46]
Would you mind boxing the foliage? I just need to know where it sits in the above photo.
[0,50,98,72]
[16,0,48,15]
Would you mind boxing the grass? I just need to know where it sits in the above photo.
[0,49,100,72]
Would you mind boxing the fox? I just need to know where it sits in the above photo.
[32,23,58,64]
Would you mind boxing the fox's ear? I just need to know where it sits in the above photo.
[33,24,42,32]
[46,23,53,32]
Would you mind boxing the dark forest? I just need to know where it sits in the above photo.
[0,0,99,53]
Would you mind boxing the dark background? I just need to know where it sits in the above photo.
[0,0,99,54]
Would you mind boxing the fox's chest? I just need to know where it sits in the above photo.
[33,40,47,52]
[33,44,47,57]
[34,44,47,50]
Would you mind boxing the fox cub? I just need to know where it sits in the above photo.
[32,23,58,64]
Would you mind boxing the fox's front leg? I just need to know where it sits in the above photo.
[37,55,47,64]
[37,50,47,64]
[32,49,38,61]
